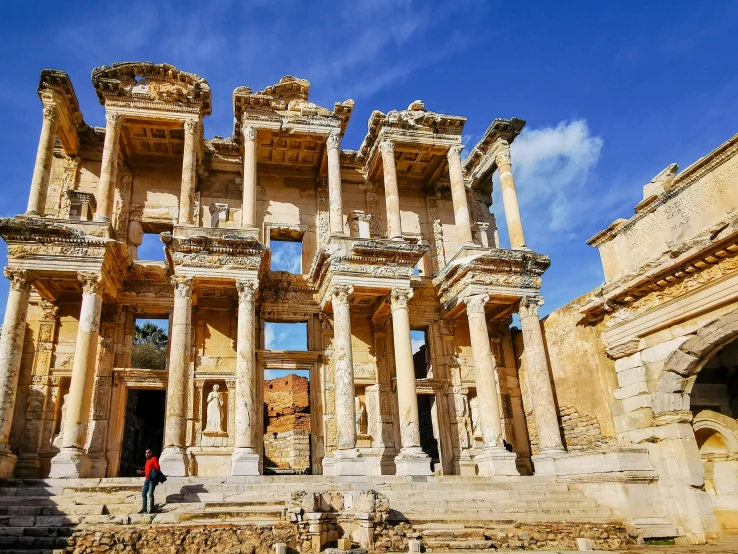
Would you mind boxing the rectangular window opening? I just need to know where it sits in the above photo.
[412,328,430,379]
[132,318,170,370]
[270,239,303,274]
[264,321,308,351]
[136,232,167,262]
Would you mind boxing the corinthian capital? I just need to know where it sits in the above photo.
[494,142,512,168]
[4,268,34,292]
[331,284,354,305]
[105,112,122,130]
[464,294,489,314]
[78,272,104,295]
[326,133,341,150]
[518,295,544,318]
[390,287,413,310]
[236,280,258,304]
[447,145,464,161]
[379,140,394,155]
[171,275,194,299]
[42,105,59,123]
[243,125,257,141]
[184,118,198,134]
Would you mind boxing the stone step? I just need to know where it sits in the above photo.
[423,539,495,550]
[177,508,284,523]
[0,533,68,550]
[389,498,600,509]
[0,504,103,517]
[390,506,616,521]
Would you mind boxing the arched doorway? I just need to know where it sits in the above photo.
[689,338,738,532]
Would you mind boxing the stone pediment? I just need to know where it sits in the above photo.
[91,62,212,116]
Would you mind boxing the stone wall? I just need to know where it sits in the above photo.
[264,429,311,472]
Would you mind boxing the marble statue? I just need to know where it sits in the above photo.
[203,384,225,436]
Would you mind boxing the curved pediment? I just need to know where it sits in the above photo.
[91,61,211,115]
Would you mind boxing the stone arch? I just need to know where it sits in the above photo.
[653,308,738,415]
[693,410,738,455]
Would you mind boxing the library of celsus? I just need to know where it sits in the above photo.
[0,61,737,550]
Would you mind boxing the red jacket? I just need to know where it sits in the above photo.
[144,457,160,481]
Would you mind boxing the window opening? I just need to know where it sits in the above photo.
[264,321,307,351]
[132,318,169,370]
[412,329,429,378]
[136,233,167,262]
[270,239,303,273]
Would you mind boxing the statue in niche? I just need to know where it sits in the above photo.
[470,396,483,444]
[127,213,143,260]
[355,397,367,435]
[203,384,226,436]
[52,393,69,448]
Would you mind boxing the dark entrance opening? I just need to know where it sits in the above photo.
[119,390,166,476]
[417,394,440,472]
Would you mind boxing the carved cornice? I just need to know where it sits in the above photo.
[581,235,738,323]
[434,247,550,308]
[162,230,267,272]
[92,61,212,116]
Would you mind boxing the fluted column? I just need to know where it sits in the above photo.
[495,143,526,249]
[232,280,260,475]
[94,112,122,223]
[0,269,34,477]
[327,133,345,236]
[464,294,518,475]
[179,118,198,225]
[49,273,104,478]
[519,296,564,454]
[26,105,59,216]
[391,287,431,475]
[447,145,473,245]
[160,276,194,476]
[242,125,257,228]
[380,141,403,240]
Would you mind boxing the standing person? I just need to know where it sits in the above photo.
[137,449,160,514]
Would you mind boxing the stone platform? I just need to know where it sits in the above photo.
[0,475,644,553]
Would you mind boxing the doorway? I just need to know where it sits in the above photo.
[263,371,311,474]
[119,389,166,476]
[417,393,441,473]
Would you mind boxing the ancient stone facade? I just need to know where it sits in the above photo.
[0,61,734,546]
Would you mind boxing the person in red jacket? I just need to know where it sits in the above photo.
[136,449,160,514]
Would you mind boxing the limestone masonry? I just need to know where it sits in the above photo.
[0,61,736,550]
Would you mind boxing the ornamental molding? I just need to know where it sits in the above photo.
[463,118,525,187]
[581,234,738,324]
[162,230,267,272]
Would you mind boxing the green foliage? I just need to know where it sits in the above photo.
[131,323,168,370]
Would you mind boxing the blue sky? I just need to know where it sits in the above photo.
[1,1,737,320]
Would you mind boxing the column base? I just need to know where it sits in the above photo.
[92,215,111,224]
[323,449,366,476]
[531,449,566,476]
[160,447,189,477]
[475,447,519,476]
[395,447,432,476]
[0,446,17,478]
[14,454,42,478]
[49,447,91,478]
[231,448,260,475]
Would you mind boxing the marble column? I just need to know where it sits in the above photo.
[49,273,104,478]
[447,145,474,245]
[519,295,564,469]
[178,118,198,225]
[241,125,257,228]
[327,133,345,236]
[464,294,518,475]
[94,112,122,223]
[495,144,526,249]
[26,105,59,216]
[326,284,365,475]
[160,276,194,476]
[232,280,260,475]
[390,287,431,475]
[0,269,34,477]
[380,141,403,240]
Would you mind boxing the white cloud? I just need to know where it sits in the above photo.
[411,339,424,354]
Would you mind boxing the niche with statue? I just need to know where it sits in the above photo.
[201,380,229,447]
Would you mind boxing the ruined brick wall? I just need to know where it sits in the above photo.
[264,375,310,470]
[264,429,311,471]
[525,405,616,455]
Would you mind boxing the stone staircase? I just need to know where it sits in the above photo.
[0,476,637,553]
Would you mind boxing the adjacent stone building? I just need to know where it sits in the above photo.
[0,61,736,543]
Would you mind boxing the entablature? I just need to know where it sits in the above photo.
[463,117,525,189]
[433,245,549,315]
[38,70,84,156]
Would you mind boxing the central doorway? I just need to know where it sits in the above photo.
[263,372,311,474]
[119,389,166,477]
